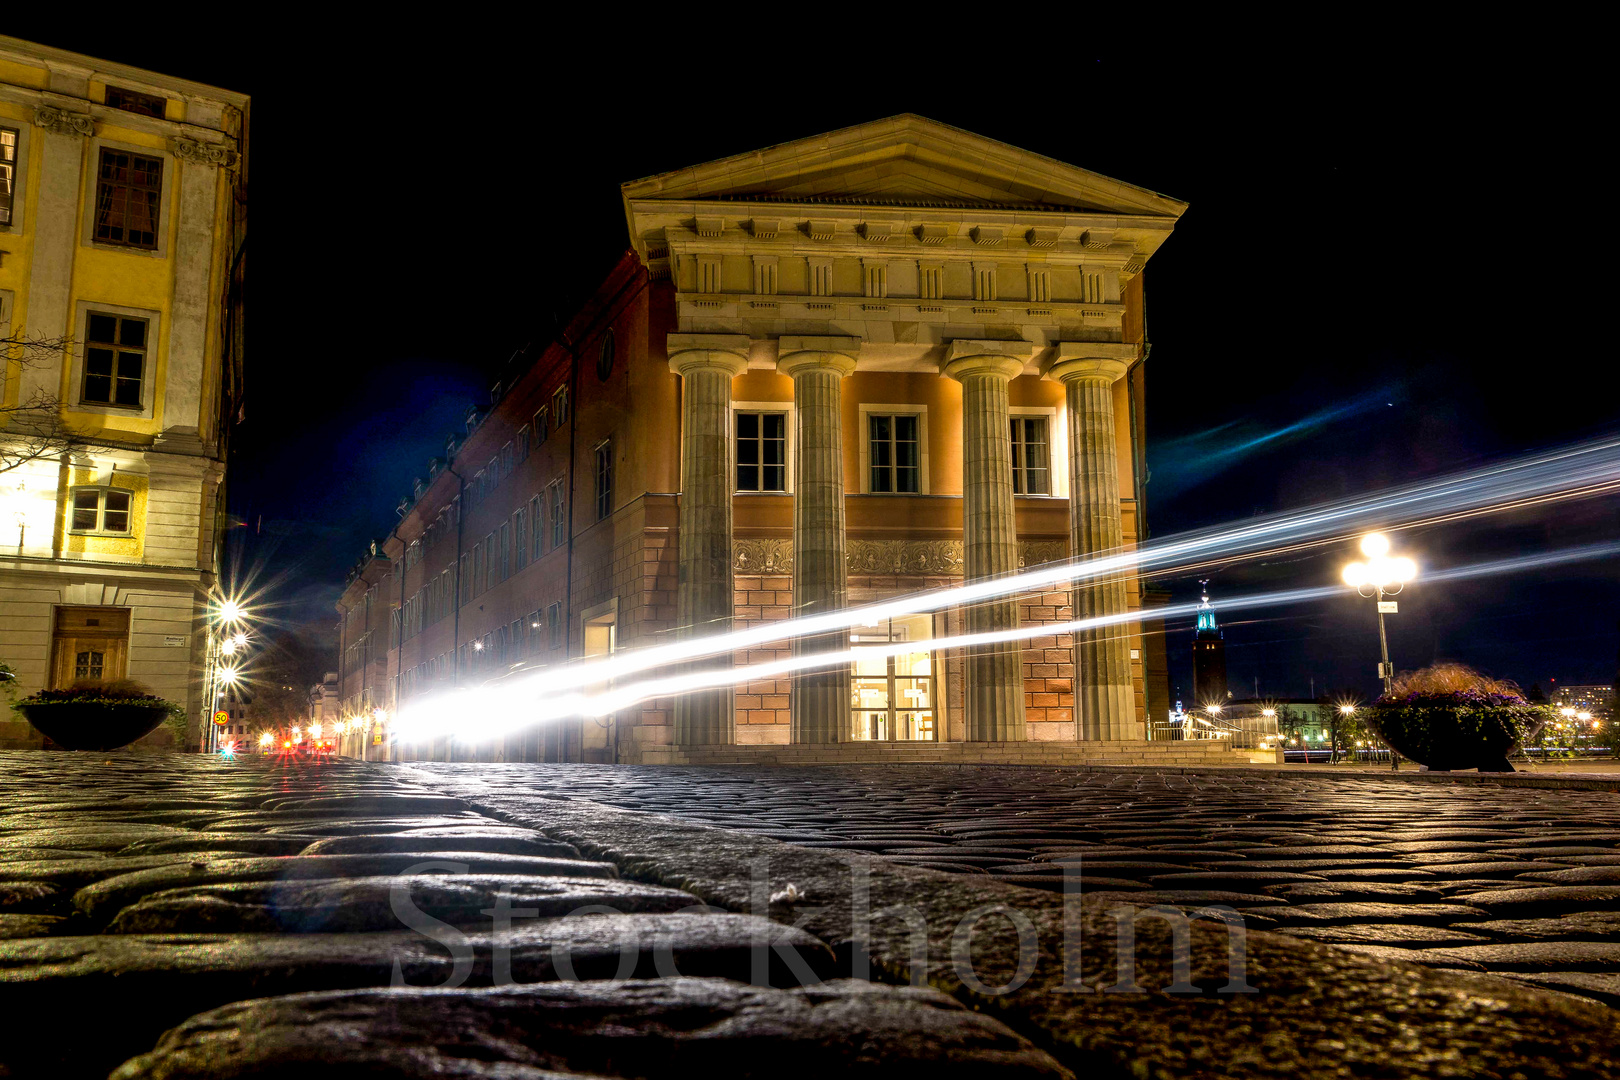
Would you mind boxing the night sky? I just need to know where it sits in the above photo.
[14,24,1617,699]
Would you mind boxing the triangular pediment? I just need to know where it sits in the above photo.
[621,114,1186,219]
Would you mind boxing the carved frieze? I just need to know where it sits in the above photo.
[34,106,94,138]
[734,537,1066,576]
[171,136,239,169]
[734,538,793,575]
[1019,540,1067,567]
[848,539,963,576]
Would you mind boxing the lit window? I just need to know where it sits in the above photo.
[82,312,147,408]
[869,415,920,494]
[595,441,613,521]
[69,486,133,534]
[553,386,570,427]
[736,412,786,492]
[94,148,162,248]
[1010,417,1051,495]
[1,127,16,226]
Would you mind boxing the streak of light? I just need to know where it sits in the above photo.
[392,539,1620,745]
[454,435,1620,702]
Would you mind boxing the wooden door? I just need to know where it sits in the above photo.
[50,607,131,689]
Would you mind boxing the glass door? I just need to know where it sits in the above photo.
[850,613,935,741]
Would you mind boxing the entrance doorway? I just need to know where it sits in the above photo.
[580,601,617,762]
[50,606,131,689]
[851,613,935,741]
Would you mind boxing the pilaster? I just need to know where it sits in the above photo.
[778,336,858,743]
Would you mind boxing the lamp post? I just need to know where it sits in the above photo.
[202,596,250,754]
[1341,533,1416,698]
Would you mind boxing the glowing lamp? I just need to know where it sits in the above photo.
[1360,533,1390,558]
[218,600,244,623]
[1262,708,1276,718]
[310,723,323,740]
[1339,704,1356,715]
[219,667,240,686]
[1342,562,1368,588]
[220,638,239,656]
[258,732,272,747]
[232,632,248,648]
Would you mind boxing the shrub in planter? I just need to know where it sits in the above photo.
[1368,664,1551,772]
[12,679,185,752]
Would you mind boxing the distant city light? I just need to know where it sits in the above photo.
[258,731,272,747]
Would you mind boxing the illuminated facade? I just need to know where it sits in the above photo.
[0,38,246,750]
[338,116,1208,763]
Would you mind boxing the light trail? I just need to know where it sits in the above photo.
[439,434,1620,704]
[392,538,1620,745]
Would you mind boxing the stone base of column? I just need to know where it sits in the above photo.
[966,640,1026,741]
[674,686,733,746]
[1079,684,1141,741]
[790,661,851,744]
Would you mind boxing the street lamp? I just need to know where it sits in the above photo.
[1341,533,1417,698]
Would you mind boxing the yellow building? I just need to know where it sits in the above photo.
[0,37,246,749]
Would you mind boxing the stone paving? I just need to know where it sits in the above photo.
[2,751,1618,1078]
[410,762,1620,1008]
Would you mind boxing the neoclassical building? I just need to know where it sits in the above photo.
[339,117,1266,766]
[0,37,246,750]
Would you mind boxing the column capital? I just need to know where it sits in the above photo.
[1042,342,1138,384]
[667,333,750,377]
[942,339,1033,383]
[777,336,860,378]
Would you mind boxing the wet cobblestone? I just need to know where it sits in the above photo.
[410,762,1620,1008]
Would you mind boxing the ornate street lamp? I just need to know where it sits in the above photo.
[1341,533,1417,698]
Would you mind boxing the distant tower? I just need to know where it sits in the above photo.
[1193,580,1229,706]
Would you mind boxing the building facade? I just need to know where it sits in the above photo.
[337,116,1197,763]
[0,38,246,750]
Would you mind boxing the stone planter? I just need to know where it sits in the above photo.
[1367,700,1547,772]
[17,701,171,751]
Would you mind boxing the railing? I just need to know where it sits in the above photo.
[1147,715,1278,750]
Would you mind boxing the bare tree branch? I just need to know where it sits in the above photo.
[2,333,83,475]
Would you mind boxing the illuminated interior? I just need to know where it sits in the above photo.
[850,612,935,741]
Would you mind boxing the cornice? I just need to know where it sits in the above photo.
[0,85,241,143]
[0,36,249,107]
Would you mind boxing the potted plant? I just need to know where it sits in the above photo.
[12,679,185,752]
[1368,663,1551,772]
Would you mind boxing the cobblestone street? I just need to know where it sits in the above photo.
[414,763,1620,1006]
[2,752,1617,1078]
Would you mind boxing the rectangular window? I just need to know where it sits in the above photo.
[501,443,514,478]
[499,521,511,581]
[736,412,787,492]
[548,602,562,648]
[484,534,497,592]
[68,487,132,534]
[82,311,147,408]
[513,509,526,571]
[595,441,613,521]
[486,459,498,495]
[516,427,530,464]
[1010,417,1051,495]
[553,386,570,427]
[1,127,16,226]
[530,494,543,558]
[550,481,565,548]
[94,148,162,248]
[533,407,549,446]
[458,552,471,601]
[869,414,920,494]
[104,86,167,118]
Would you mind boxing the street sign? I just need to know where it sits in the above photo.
[213,711,229,726]
[163,635,186,646]
[1377,601,1398,613]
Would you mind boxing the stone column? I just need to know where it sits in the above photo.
[944,341,1032,742]
[18,108,93,408]
[1046,343,1142,740]
[669,334,750,745]
[778,337,859,743]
